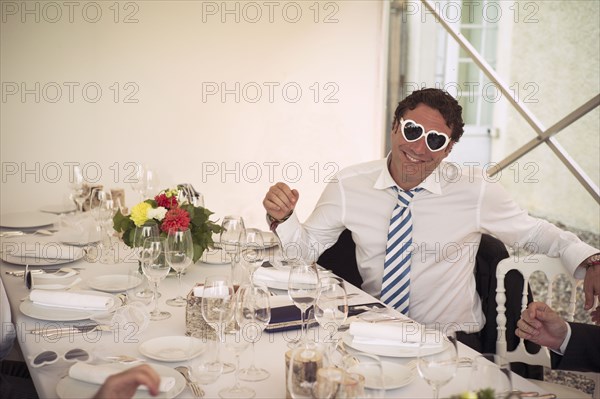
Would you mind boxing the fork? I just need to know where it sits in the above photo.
[175,366,204,398]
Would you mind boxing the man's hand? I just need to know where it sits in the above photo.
[591,305,600,325]
[515,302,568,351]
[263,182,299,221]
[93,364,161,399]
[582,262,600,310]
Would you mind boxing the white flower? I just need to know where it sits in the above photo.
[147,206,168,221]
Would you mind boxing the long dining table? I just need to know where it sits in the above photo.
[0,228,548,398]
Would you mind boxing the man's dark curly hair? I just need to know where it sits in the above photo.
[393,88,465,143]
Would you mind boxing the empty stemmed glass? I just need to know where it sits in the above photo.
[237,284,271,382]
[89,190,116,264]
[469,353,513,397]
[140,237,171,321]
[417,328,458,399]
[132,225,159,299]
[239,228,265,284]
[165,228,194,307]
[67,165,86,213]
[288,260,320,348]
[201,275,236,374]
[220,216,246,261]
[314,276,348,359]
[131,164,159,202]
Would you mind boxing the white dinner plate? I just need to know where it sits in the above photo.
[138,336,206,362]
[201,248,230,265]
[0,211,58,228]
[40,204,77,214]
[0,241,84,266]
[88,275,142,293]
[56,363,185,399]
[359,361,415,390]
[341,331,446,358]
[20,291,121,321]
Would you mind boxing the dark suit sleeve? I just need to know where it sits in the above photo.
[550,322,600,372]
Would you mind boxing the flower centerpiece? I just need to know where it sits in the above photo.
[113,187,222,263]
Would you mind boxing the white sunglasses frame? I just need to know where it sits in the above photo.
[399,118,451,152]
[30,348,91,368]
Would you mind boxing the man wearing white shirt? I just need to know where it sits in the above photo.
[263,88,600,338]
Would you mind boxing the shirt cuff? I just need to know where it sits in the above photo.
[550,322,571,356]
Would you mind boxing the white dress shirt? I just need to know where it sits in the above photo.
[276,158,597,332]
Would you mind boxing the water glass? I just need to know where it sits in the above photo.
[469,353,513,398]
[165,228,194,307]
[417,328,458,399]
[140,237,171,321]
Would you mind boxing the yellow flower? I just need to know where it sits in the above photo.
[130,202,152,227]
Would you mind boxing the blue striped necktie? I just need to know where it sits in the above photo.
[381,186,421,314]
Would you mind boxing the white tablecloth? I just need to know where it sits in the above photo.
[0,241,547,398]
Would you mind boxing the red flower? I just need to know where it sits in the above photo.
[155,193,178,209]
[160,208,191,233]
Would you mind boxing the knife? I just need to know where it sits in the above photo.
[27,324,112,336]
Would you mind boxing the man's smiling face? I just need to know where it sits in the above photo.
[389,103,454,190]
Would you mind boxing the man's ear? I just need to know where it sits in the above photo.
[445,140,455,155]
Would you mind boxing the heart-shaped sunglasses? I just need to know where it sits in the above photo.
[399,118,451,152]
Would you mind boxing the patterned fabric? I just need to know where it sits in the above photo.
[381,186,421,314]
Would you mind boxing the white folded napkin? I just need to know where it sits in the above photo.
[29,290,114,311]
[349,321,442,348]
[69,363,175,392]
[253,268,290,284]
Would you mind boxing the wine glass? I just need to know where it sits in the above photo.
[131,164,159,201]
[220,317,253,398]
[314,276,348,359]
[237,284,271,382]
[201,275,236,374]
[343,352,385,398]
[287,261,320,348]
[89,190,115,264]
[220,216,245,259]
[469,353,513,398]
[417,328,458,399]
[67,165,85,213]
[165,228,194,307]
[131,225,159,299]
[140,237,171,321]
[239,228,265,283]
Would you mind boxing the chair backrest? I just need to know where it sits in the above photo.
[316,229,363,288]
[496,254,580,367]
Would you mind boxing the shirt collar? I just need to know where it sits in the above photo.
[373,153,442,195]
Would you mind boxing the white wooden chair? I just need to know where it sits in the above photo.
[496,254,598,398]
